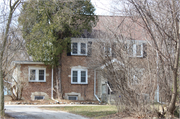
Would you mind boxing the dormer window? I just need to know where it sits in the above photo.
[71,42,87,55]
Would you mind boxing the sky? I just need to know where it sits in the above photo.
[91,0,122,16]
[91,0,113,15]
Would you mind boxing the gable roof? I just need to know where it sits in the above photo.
[81,16,148,41]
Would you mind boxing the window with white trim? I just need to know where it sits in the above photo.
[29,67,46,82]
[71,42,87,55]
[128,43,143,57]
[71,68,88,84]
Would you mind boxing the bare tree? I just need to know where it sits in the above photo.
[3,27,30,100]
[89,8,178,116]
[116,0,180,115]
[0,0,22,116]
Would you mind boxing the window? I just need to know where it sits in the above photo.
[104,44,112,56]
[71,68,88,84]
[68,95,78,100]
[128,43,143,57]
[72,43,78,54]
[100,43,112,56]
[132,75,138,85]
[129,68,144,85]
[35,96,44,100]
[81,43,86,54]
[71,42,87,55]
[29,67,46,82]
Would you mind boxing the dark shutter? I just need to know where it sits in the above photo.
[143,43,147,58]
[112,43,116,58]
[123,43,127,51]
[67,41,71,56]
[87,41,92,56]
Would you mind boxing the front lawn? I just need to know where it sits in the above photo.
[40,105,117,118]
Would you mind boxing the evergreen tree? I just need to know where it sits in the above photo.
[19,0,97,66]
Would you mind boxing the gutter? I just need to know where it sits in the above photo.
[94,69,101,103]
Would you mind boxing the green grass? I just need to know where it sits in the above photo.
[40,105,117,118]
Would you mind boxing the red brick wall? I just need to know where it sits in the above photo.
[19,53,97,101]
[61,52,96,100]
[20,64,52,100]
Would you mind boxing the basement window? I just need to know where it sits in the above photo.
[34,96,44,100]
[68,96,78,100]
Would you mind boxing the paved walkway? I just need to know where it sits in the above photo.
[5,105,88,119]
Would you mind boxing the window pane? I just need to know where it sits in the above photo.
[30,70,36,80]
[129,43,133,56]
[68,96,77,100]
[73,71,78,82]
[81,43,86,54]
[81,71,86,82]
[39,70,44,80]
[136,44,141,56]
[35,96,44,100]
[105,45,111,55]
[72,43,78,54]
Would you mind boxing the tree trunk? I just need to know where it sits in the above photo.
[168,0,179,114]
[55,55,62,100]
[0,57,4,116]
[55,66,62,99]
[168,71,177,114]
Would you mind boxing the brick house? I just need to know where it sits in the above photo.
[12,16,149,101]
[12,38,99,101]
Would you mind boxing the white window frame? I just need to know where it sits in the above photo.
[71,42,87,56]
[71,68,88,84]
[128,43,143,57]
[29,67,46,82]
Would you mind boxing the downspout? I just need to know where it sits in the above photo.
[51,68,53,100]
[51,68,58,102]
[94,69,101,102]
